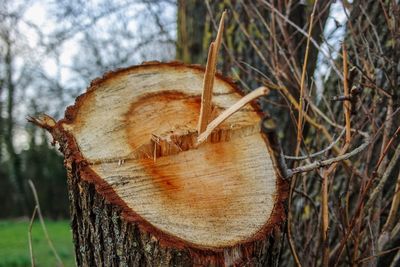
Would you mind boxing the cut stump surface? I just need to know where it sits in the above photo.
[52,62,286,252]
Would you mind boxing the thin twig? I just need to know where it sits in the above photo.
[342,44,351,144]
[357,246,400,263]
[379,172,400,250]
[306,100,369,138]
[321,169,330,267]
[321,143,350,267]
[287,176,302,266]
[290,2,319,265]
[390,250,400,267]
[28,205,38,267]
[284,129,345,160]
[383,171,400,232]
[295,0,318,156]
[197,86,269,145]
[375,125,400,171]
[320,45,352,266]
[28,180,64,267]
[268,82,359,172]
[365,143,400,211]
[260,0,343,81]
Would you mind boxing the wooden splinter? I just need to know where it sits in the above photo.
[198,10,226,135]
[197,86,270,145]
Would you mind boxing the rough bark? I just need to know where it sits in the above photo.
[66,161,286,266]
[33,62,289,266]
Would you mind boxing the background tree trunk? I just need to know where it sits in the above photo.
[3,32,27,215]
[176,0,208,64]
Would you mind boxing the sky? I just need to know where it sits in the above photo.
[12,0,177,150]
[315,1,349,99]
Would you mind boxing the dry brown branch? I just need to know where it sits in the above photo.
[287,177,302,267]
[295,0,318,156]
[365,143,400,211]
[284,129,345,160]
[383,171,400,232]
[260,0,343,80]
[357,246,400,264]
[378,98,394,173]
[320,46,353,266]
[28,180,64,267]
[379,172,400,249]
[342,44,351,144]
[289,3,320,265]
[321,143,350,266]
[28,205,38,267]
[375,126,400,171]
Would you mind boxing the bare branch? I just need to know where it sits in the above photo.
[288,137,370,176]
[285,128,345,160]
[365,143,400,211]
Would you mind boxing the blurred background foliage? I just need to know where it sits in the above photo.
[0,0,176,219]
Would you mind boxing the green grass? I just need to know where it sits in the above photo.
[0,219,75,267]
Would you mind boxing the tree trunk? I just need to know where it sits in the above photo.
[3,33,27,215]
[33,62,288,266]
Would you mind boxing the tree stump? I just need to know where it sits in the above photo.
[32,62,288,266]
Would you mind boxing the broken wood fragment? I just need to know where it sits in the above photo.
[198,11,226,135]
[197,86,269,145]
